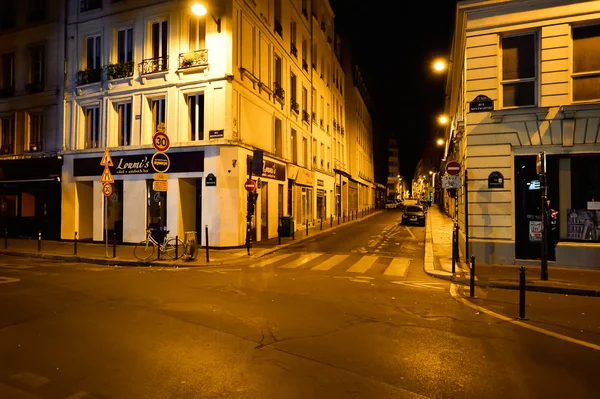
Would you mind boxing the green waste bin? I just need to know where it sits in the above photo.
[279,216,294,237]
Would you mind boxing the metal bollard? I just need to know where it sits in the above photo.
[292,222,295,240]
[343,213,345,223]
[278,225,281,245]
[38,230,42,252]
[469,255,476,298]
[320,218,323,231]
[205,225,209,263]
[74,232,78,255]
[175,235,179,259]
[4,228,7,249]
[305,219,308,236]
[112,232,117,258]
[519,266,527,319]
[338,215,340,225]
[330,215,333,228]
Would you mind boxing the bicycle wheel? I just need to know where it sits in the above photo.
[163,238,185,259]
[134,240,155,260]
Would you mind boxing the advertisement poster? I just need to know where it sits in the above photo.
[567,209,599,241]
[529,221,542,242]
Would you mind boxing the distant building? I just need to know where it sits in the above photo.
[386,139,402,199]
[443,0,600,267]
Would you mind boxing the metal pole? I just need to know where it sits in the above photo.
[157,231,161,260]
[464,169,469,262]
[469,255,475,298]
[278,224,281,245]
[452,189,459,273]
[338,214,340,225]
[104,196,108,258]
[112,232,117,258]
[292,222,295,240]
[540,169,548,281]
[175,235,178,259]
[305,219,308,236]
[205,224,209,263]
[519,266,527,319]
[4,228,7,249]
[320,218,322,230]
[330,214,332,228]
[38,230,41,252]
[74,231,77,255]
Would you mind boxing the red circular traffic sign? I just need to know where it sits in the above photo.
[244,179,256,192]
[446,161,461,176]
[102,183,113,197]
[153,132,170,152]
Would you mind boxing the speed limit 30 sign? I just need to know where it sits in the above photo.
[153,131,170,152]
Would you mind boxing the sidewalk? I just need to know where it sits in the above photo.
[0,209,382,267]
[424,205,600,296]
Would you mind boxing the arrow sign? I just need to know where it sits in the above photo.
[100,166,114,183]
[100,148,113,166]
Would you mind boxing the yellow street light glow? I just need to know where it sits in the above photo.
[436,138,444,146]
[191,3,207,16]
[438,115,449,125]
[433,60,446,72]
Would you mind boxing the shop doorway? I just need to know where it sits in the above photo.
[260,181,268,239]
[195,179,202,244]
[317,190,326,220]
[106,180,123,242]
[147,180,167,230]
[76,181,93,240]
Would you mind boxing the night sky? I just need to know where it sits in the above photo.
[330,0,459,185]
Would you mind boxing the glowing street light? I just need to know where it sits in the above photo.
[191,3,207,16]
[436,138,444,146]
[438,115,449,125]
[433,59,447,72]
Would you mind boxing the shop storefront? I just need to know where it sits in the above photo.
[249,156,286,241]
[0,156,62,239]
[288,166,314,227]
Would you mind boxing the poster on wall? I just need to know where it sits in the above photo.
[567,209,599,241]
[529,221,542,242]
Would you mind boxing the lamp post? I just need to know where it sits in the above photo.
[191,2,222,33]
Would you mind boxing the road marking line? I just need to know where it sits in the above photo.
[383,258,411,277]
[0,276,21,284]
[311,254,349,271]
[392,281,444,289]
[249,254,291,268]
[450,283,600,352]
[11,371,50,388]
[346,255,378,273]
[405,226,416,239]
[65,392,102,399]
[280,253,323,268]
[0,382,41,399]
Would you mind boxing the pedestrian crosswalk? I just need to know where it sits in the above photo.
[0,370,101,399]
[249,252,412,278]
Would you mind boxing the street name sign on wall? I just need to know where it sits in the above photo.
[469,94,494,112]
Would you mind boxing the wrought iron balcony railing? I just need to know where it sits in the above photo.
[29,141,43,152]
[178,49,208,69]
[1,144,13,154]
[290,43,298,58]
[291,101,299,114]
[76,68,102,85]
[302,60,308,71]
[105,61,134,80]
[26,82,44,94]
[139,56,169,75]
[275,21,283,37]
[302,110,310,123]
[274,83,285,103]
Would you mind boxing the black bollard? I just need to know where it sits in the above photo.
[338,215,340,225]
[305,219,308,236]
[38,230,42,252]
[330,215,333,228]
[4,228,7,249]
[205,225,209,263]
[74,232,78,255]
[292,222,295,240]
[175,235,179,259]
[320,218,323,230]
[343,213,345,223]
[278,225,281,245]
[519,266,527,320]
[469,255,476,298]
[112,232,117,258]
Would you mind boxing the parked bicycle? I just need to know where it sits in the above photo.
[133,229,184,261]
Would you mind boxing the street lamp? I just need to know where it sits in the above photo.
[438,115,449,125]
[433,59,447,72]
[191,2,222,33]
[436,138,444,146]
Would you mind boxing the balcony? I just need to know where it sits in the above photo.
[139,56,169,75]
[274,83,285,104]
[26,82,44,94]
[291,101,299,114]
[1,144,13,154]
[105,61,134,80]
[178,49,208,70]
[302,8,307,18]
[0,87,15,98]
[302,110,310,123]
[290,43,298,58]
[341,127,345,135]
[302,60,308,71]
[80,0,102,12]
[29,141,43,152]
[311,112,316,123]
[334,159,347,172]
[274,21,283,37]
[321,21,326,32]
[76,68,102,85]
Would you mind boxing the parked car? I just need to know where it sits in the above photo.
[385,200,397,209]
[401,205,427,226]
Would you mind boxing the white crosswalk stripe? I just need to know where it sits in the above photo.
[346,255,378,273]
[280,253,323,268]
[311,254,349,271]
[0,382,41,399]
[250,253,291,268]
[11,371,50,388]
[383,258,411,277]
[0,371,102,399]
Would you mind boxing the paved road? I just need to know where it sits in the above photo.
[0,210,599,398]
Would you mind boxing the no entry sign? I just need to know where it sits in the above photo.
[244,179,256,192]
[446,161,461,176]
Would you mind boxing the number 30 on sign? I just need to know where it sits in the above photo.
[153,132,170,152]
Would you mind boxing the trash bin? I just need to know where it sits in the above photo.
[279,216,294,237]
[183,231,198,261]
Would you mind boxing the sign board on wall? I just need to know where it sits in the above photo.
[442,175,461,189]
[469,94,494,112]
[205,173,217,186]
[247,156,286,181]
[488,171,504,188]
[73,151,205,176]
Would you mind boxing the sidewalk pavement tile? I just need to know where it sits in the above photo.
[424,205,600,297]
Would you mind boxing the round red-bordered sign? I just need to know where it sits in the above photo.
[244,179,256,192]
[102,183,113,197]
[153,132,170,152]
[446,161,461,176]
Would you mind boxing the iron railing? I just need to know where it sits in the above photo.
[139,56,169,75]
[76,68,102,85]
[178,49,208,69]
[105,61,134,80]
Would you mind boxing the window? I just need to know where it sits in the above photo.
[290,21,297,57]
[312,139,317,165]
[312,43,317,69]
[28,45,45,92]
[116,102,132,146]
[291,128,298,164]
[152,21,168,61]
[302,86,308,113]
[274,118,282,157]
[572,24,600,102]
[189,17,206,51]
[147,180,167,230]
[274,54,282,88]
[274,0,282,36]
[84,106,100,149]
[187,93,205,141]
[150,98,165,132]
[28,112,44,152]
[302,137,308,167]
[1,53,15,97]
[290,72,297,111]
[117,28,133,63]
[80,0,102,13]
[501,34,536,107]
[86,35,101,69]
[1,115,15,154]
[302,38,308,70]
[320,143,324,167]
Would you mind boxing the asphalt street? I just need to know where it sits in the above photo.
[0,209,599,399]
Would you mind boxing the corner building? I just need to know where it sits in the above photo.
[61,0,372,246]
[444,0,600,268]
